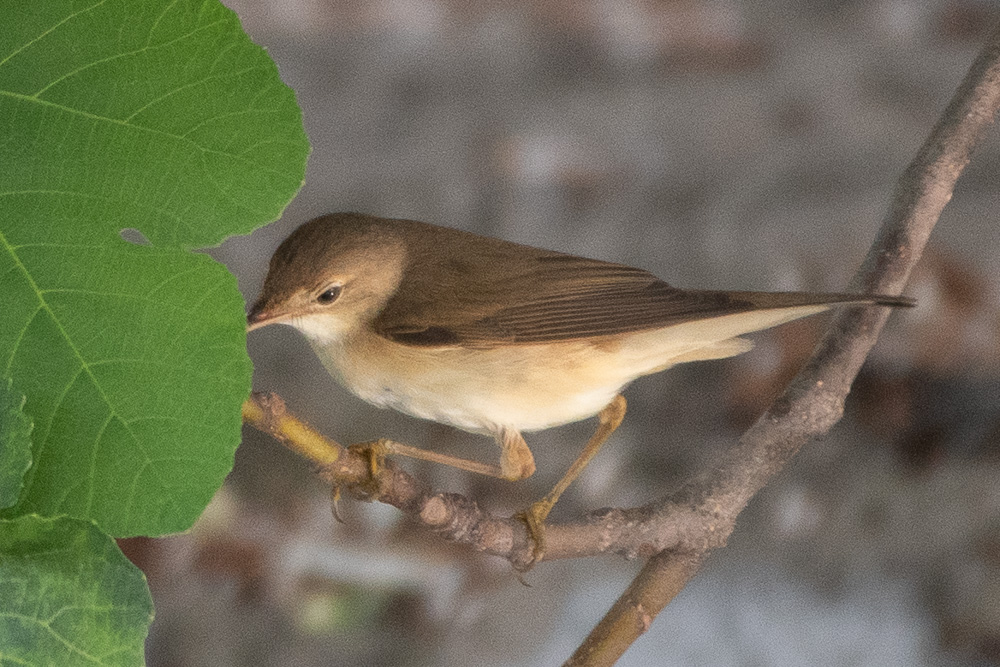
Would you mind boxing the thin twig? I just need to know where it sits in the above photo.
[564,550,707,667]
[242,391,776,567]
[242,392,538,564]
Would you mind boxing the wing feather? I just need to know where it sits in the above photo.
[370,220,909,348]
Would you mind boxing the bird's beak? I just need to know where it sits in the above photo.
[246,301,288,332]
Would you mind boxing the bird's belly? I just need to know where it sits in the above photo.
[312,338,628,435]
[356,378,618,435]
[299,304,826,435]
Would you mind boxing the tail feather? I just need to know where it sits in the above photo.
[685,290,916,312]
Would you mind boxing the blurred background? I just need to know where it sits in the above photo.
[130,0,1000,664]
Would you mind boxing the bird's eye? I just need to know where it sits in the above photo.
[316,285,342,305]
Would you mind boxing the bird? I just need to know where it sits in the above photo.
[247,212,913,558]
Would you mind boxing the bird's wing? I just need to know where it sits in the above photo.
[373,238,899,348]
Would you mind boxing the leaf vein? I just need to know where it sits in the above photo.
[32,18,229,99]
[0,0,109,71]
[0,91,290,178]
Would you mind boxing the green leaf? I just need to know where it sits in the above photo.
[0,1,309,535]
[0,376,32,509]
[0,515,153,666]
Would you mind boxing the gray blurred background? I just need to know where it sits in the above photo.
[131,1,1000,665]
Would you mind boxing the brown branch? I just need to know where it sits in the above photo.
[565,21,1000,667]
[564,550,707,667]
[242,392,770,567]
[242,392,538,564]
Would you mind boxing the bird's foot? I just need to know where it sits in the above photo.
[515,497,555,571]
[347,438,390,499]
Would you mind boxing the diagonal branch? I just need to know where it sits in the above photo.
[565,21,1000,667]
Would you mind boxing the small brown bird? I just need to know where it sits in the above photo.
[248,212,912,553]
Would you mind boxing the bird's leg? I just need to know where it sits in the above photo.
[349,436,534,483]
[518,395,628,566]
